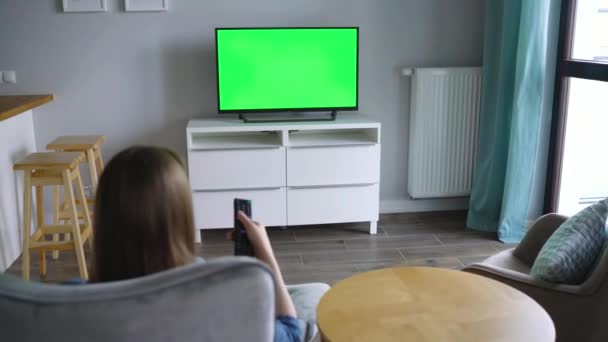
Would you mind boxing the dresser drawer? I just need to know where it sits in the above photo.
[193,187,287,229]
[287,184,379,226]
[287,145,380,186]
[188,148,286,190]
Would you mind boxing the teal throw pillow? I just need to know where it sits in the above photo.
[530,199,608,285]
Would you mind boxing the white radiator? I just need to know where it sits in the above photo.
[405,67,481,199]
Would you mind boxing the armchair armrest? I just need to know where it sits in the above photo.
[512,213,568,266]
[464,262,584,296]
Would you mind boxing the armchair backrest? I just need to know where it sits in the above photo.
[514,213,608,294]
[0,257,276,342]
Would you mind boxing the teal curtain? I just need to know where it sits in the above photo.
[467,0,562,243]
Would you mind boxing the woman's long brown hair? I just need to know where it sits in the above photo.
[92,146,196,282]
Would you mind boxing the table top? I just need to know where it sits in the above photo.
[317,267,555,342]
[0,95,54,121]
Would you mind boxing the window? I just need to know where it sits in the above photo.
[571,0,608,61]
[545,0,608,215]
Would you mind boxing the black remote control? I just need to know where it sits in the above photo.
[234,198,255,256]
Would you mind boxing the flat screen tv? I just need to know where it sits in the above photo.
[215,27,359,116]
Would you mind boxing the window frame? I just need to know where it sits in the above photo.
[544,0,608,213]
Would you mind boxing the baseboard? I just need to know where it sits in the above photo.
[380,197,469,214]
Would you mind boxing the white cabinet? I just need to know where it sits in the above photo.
[187,116,381,237]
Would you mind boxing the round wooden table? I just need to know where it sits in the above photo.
[317,267,555,342]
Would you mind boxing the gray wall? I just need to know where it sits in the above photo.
[0,0,483,204]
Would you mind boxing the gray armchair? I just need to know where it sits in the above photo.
[0,257,329,342]
[464,214,608,342]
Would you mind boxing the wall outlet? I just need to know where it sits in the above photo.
[2,71,16,84]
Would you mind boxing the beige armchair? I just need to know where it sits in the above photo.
[463,214,608,342]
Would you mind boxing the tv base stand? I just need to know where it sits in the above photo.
[239,110,337,123]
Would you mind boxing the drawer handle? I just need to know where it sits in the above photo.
[193,187,283,193]
[288,183,376,190]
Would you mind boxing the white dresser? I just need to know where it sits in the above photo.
[186,115,381,239]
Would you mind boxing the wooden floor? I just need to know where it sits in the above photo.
[6,211,515,284]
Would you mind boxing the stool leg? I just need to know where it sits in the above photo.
[75,169,93,249]
[95,147,104,174]
[87,148,98,192]
[62,219,72,243]
[52,185,60,259]
[59,190,72,244]
[39,250,47,277]
[59,197,70,242]
[35,186,46,278]
[21,172,32,281]
[63,169,88,280]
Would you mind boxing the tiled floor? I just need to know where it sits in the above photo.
[6,211,515,284]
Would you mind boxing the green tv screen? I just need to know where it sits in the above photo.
[216,28,359,112]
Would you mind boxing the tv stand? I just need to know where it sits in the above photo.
[239,110,337,123]
[186,115,381,242]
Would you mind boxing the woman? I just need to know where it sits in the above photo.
[92,146,301,342]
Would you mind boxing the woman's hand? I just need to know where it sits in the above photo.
[236,211,275,263]
[235,211,297,318]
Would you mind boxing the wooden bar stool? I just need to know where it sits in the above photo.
[46,135,106,191]
[13,152,92,281]
[46,135,105,259]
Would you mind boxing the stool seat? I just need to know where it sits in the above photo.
[46,135,105,151]
[13,152,84,171]
[47,135,105,192]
